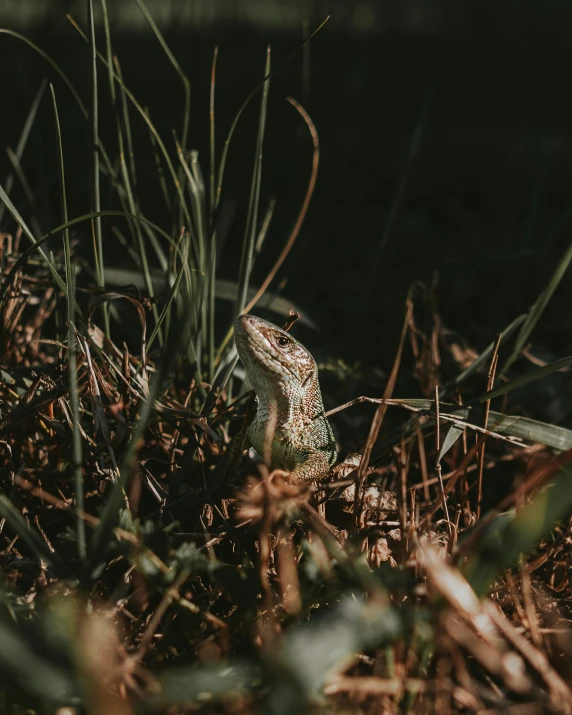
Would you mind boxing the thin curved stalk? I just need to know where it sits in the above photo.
[50,84,86,561]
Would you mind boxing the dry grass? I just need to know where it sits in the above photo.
[1,237,572,714]
[2,6,572,711]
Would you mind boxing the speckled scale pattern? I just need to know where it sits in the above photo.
[234,314,337,482]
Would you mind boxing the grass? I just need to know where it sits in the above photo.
[2,4,572,714]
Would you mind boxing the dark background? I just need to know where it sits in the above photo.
[2,0,572,386]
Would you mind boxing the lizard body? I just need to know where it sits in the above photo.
[234,314,337,482]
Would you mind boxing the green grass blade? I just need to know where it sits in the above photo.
[90,381,158,563]
[190,151,210,363]
[0,30,86,114]
[437,423,464,464]
[0,496,67,575]
[5,147,39,222]
[67,15,194,260]
[191,151,208,241]
[234,47,271,318]
[90,306,190,564]
[0,612,78,704]
[141,221,168,273]
[0,27,129,234]
[87,0,106,335]
[464,463,572,596]
[208,48,219,381]
[111,225,142,269]
[209,47,218,225]
[148,246,188,351]
[439,313,527,398]
[482,410,572,450]
[201,350,239,418]
[101,0,145,237]
[115,58,139,194]
[214,17,330,211]
[177,146,204,260]
[113,58,162,343]
[392,398,572,451]
[0,79,46,227]
[134,0,190,150]
[208,234,216,382]
[50,83,86,562]
[500,240,572,376]
[146,108,172,212]
[475,354,572,404]
[0,183,67,299]
[103,53,152,284]
[0,210,175,317]
[176,146,205,357]
[135,0,190,155]
[100,0,116,105]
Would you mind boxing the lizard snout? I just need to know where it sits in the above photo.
[235,313,260,342]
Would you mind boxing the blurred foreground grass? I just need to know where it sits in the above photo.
[2,2,572,713]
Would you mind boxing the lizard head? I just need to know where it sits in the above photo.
[234,314,317,396]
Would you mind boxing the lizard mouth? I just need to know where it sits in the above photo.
[235,316,274,366]
[234,315,258,352]
[234,314,297,379]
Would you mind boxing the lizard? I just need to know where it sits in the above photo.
[233,313,337,482]
[233,314,399,551]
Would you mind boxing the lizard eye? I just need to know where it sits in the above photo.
[276,335,290,348]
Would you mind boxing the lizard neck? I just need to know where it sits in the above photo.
[253,374,324,435]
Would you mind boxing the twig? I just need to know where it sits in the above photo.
[416,417,430,501]
[243,98,319,315]
[434,385,452,541]
[476,332,502,517]
[353,297,413,530]
[484,601,572,712]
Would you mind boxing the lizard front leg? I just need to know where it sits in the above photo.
[287,447,336,483]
